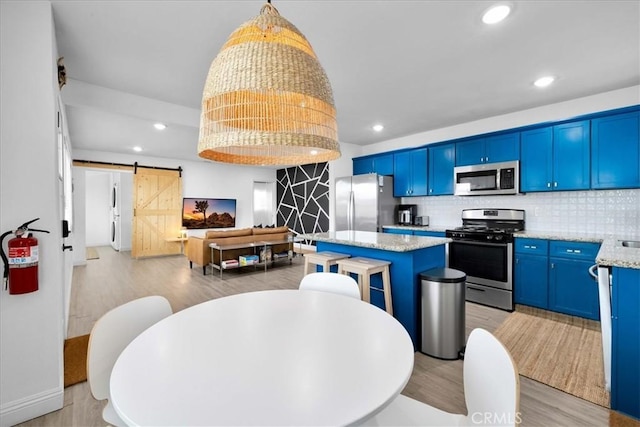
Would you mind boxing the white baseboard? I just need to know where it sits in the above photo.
[0,387,63,427]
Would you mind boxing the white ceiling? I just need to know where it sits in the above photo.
[52,0,640,164]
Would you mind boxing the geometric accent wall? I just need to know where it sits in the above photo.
[276,162,329,243]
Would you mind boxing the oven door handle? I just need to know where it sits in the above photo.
[449,240,508,247]
[467,286,486,292]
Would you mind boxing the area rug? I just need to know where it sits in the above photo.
[64,334,90,387]
[86,247,99,260]
[493,306,610,408]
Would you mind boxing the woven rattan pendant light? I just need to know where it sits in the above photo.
[198,2,340,166]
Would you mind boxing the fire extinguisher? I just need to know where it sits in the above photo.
[1,218,50,295]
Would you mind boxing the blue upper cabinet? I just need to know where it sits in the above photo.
[428,143,455,195]
[553,120,590,191]
[394,148,428,197]
[485,133,520,164]
[455,138,485,166]
[353,153,394,176]
[521,127,554,192]
[455,132,520,166]
[591,111,640,189]
[521,120,590,192]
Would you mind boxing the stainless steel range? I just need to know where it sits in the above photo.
[445,208,525,311]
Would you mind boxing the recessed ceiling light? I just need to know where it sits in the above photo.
[153,123,167,130]
[482,4,511,24]
[310,149,319,155]
[133,146,143,152]
[534,76,555,88]
[372,124,384,132]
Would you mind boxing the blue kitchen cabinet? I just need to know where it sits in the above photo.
[383,228,412,235]
[383,229,445,238]
[428,143,455,195]
[521,120,590,192]
[353,153,394,176]
[548,240,600,320]
[455,133,519,166]
[485,133,520,164]
[520,127,553,192]
[611,267,640,420]
[414,230,445,237]
[393,148,428,197]
[553,121,591,191]
[514,238,549,309]
[591,111,640,189]
[455,138,485,166]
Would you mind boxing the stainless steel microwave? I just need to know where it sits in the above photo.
[454,161,519,196]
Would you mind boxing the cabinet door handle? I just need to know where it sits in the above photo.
[574,249,581,254]
[524,245,530,249]
[551,263,555,269]
[485,156,489,162]
[531,245,537,249]
[566,249,574,253]
[554,182,558,187]
[547,182,551,188]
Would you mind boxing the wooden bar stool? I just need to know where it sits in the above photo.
[303,251,351,275]
[336,257,393,315]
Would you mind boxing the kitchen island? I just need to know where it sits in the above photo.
[300,230,451,349]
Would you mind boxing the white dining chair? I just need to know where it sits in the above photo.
[299,272,362,300]
[87,296,173,427]
[364,328,520,426]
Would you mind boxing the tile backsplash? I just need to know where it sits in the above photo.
[409,189,640,238]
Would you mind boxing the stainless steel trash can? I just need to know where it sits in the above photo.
[420,267,466,359]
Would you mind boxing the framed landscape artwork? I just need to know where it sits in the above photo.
[182,198,236,229]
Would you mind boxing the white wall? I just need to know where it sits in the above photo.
[72,150,281,240]
[71,167,87,266]
[0,2,65,425]
[85,171,111,246]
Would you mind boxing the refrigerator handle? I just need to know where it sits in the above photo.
[348,191,355,230]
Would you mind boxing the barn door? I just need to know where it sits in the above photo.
[132,166,182,258]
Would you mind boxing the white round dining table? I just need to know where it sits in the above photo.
[110,289,415,426]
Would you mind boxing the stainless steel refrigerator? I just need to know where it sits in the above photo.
[335,174,398,232]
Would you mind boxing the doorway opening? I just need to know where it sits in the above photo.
[253,181,276,228]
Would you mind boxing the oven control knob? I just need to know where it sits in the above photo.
[486,235,493,240]
[495,235,503,241]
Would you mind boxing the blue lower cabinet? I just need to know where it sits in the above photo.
[514,239,599,320]
[514,238,549,309]
[611,267,640,420]
[514,254,548,309]
[547,240,600,320]
[548,256,599,320]
[316,241,446,350]
[383,228,412,235]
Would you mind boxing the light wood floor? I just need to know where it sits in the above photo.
[18,246,619,426]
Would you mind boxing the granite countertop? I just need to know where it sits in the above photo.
[381,225,450,233]
[514,231,640,269]
[596,239,640,269]
[300,230,451,252]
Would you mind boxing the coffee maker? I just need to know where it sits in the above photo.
[397,204,417,225]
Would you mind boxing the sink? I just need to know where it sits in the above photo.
[618,240,640,249]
